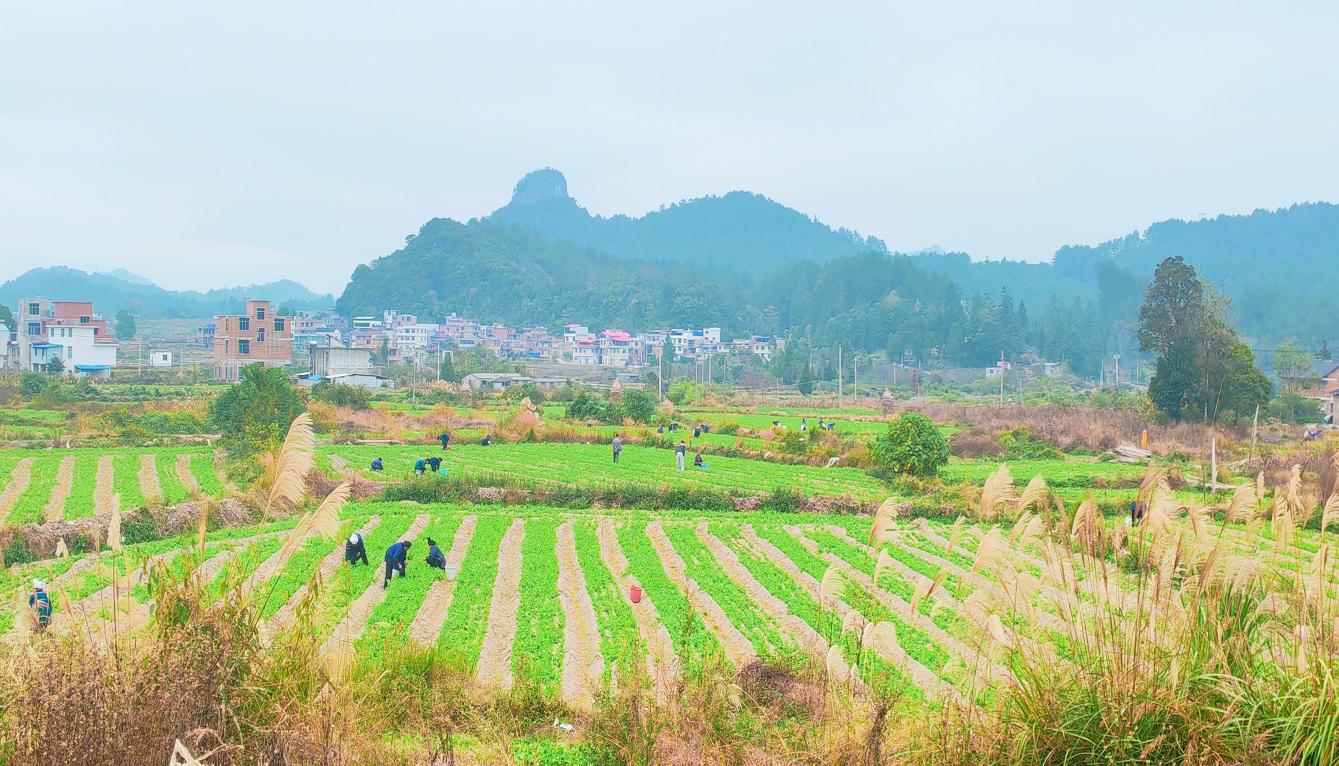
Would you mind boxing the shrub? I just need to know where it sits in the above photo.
[761,486,805,513]
[312,381,371,410]
[618,388,656,424]
[870,412,949,478]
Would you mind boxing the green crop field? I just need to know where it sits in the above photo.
[320,442,890,501]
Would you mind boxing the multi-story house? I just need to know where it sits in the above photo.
[8,298,119,377]
[212,300,294,382]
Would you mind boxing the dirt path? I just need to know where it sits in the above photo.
[94,456,115,515]
[474,518,525,689]
[597,516,678,698]
[139,454,162,501]
[409,516,478,645]
[212,451,236,492]
[175,453,200,495]
[321,514,432,655]
[697,523,824,656]
[789,526,1004,693]
[0,458,34,524]
[44,456,76,522]
[556,520,604,709]
[329,454,352,475]
[646,520,755,667]
[262,516,383,641]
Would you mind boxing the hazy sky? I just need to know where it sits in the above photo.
[3,2,1338,294]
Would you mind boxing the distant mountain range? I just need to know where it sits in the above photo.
[0,267,334,319]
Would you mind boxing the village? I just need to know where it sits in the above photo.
[3,296,788,392]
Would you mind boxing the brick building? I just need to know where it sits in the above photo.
[212,300,294,382]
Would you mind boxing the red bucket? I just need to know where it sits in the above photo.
[629,585,643,604]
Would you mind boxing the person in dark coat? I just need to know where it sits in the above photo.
[480,434,492,446]
[414,458,427,475]
[29,580,52,629]
[427,455,442,473]
[345,532,369,566]
[439,432,451,450]
[370,457,383,472]
[384,540,413,587]
[426,537,446,571]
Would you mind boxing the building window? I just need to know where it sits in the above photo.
[79,315,89,324]
[28,303,39,315]
[256,307,266,320]
[26,322,40,336]
[239,340,250,355]
[93,328,98,336]
[257,328,266,342]
[239,317,250,331]
[274,318,285,332]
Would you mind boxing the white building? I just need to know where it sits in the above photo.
[148,349,174,367]
[33,325,118,378]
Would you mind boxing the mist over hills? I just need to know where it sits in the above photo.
[0,267,334,319]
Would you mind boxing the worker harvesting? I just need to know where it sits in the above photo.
[612,435,623,463]
[29,579,52,630]
[384,539,413,587]
[345,532,369,566]
[426,537,446,571]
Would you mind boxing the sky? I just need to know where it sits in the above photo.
[2,1,1338,295]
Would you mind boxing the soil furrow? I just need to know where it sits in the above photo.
[139,454,162,501]
[44,456,76,522]
[94,456,115,515]
[597,516,678,698]
[409,515,478,644]
[176,453,200,495]
[475,518,525,689]
[557,520,604,709]
[698,524,824,657]
[646,520,755,667]
[0,458,34,524]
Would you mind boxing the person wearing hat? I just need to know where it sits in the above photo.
[29,580,52,629]
[425,537,446,572]
[383,539,413,588]
[345,532,369,566]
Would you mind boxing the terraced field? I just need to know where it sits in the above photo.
[0,447,230,524]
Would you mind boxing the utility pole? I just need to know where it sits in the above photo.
[658,350,663,401]
[1113,353,1120,390]
[999,351,1005,406]
[837,344,843,408]
[853,355,859,401]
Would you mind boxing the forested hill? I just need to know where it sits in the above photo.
[483,168,885,273]
[1053,203,1339,346]
[0,267,333,318]
[335,218,769,334]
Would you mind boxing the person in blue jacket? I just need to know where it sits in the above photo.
[384,539,413,587]
[426,537,446,571]
[29,579,52,629]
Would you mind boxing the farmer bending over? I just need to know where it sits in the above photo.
[384,540,412,587]
[426,537,446,571]
[345,532,368,566]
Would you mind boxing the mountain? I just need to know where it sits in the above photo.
[0,267,334,319]
[98,268,156,287]
[337,218,767,334]
[483,168,885,273]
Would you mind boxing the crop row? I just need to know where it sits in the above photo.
[513,520,564,692]
[435,515,511,670]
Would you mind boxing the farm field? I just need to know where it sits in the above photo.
[14,498,1335,718]
[318,442,890,501]
[0,446,229,525]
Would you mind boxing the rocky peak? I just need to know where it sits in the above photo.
[509,168,571,206]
